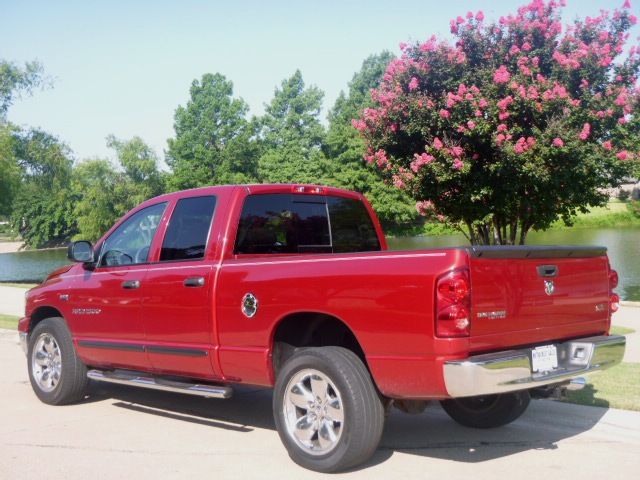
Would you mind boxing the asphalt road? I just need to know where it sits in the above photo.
[1,330,639,479]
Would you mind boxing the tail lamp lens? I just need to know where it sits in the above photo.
[609,269,619,290]
[436,270,471,338]
[610,293,620,313]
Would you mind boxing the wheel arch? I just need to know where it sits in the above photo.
[269,311,371,380]
[29,306,65,333]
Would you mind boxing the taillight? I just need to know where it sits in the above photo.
[608,266,619,314]
[436,269,471,337]
[610,293,620,313]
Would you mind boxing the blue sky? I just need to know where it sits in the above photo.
[2,0,636,166]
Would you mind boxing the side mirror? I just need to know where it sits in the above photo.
[68,241,95,263]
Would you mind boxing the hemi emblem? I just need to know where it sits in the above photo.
[544,280,555,296]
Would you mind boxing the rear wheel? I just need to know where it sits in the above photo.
[27,317,88,405]
[440,390,531,428]
[273,347,384,473]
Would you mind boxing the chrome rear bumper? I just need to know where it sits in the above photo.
[443,335,625,398]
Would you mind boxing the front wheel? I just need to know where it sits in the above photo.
[440,390,531,428]
[27,317,88,405]
[273,347,384,473]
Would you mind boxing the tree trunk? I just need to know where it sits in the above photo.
[464,217,531,246]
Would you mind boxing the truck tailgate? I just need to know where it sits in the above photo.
[468,246,611,352]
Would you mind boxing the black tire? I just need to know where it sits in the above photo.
[27,317,88,405]
[440,390,531,428]
[273,347,384,473]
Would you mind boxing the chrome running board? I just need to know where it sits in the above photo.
[87,369,233,399]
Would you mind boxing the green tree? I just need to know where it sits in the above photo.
[10,128,77,247]
[0,59,45,120]
[166,73,259,190]
[324,52,419,231]
[73,136,165,241]
[356,1,639,244]
[0,124,20,218]
[258,70,330,183]
[106,134,163,200]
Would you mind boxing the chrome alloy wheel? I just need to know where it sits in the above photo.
[31,333,62,392]
[282,368,345,456]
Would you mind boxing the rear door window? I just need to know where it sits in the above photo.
[160,196,217,261]
[234,194,330,254]
[234,193,380,254]
[327,196,380,253]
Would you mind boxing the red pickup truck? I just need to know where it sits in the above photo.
[18,184,625,472]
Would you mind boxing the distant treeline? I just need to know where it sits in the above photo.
[0,54,421,248]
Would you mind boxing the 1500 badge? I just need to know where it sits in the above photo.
[72,308,102,315]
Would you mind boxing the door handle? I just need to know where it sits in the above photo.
[537,265,558,277]
[121,280,141,289]
[183,277,205,287]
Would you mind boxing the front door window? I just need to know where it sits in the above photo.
[99,203,167,267]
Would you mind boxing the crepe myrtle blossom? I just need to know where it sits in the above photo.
[354,0,640,246]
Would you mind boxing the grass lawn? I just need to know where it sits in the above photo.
[563,362,640,411]
[548,202,640,230]
[611,325,636,336]
[562,325,638,410]
[0,282,39,289]
[0,314,19,330]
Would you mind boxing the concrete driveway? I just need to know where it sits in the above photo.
[1,330,639,479]
[0,285,26,317]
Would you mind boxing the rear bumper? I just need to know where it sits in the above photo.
[443,334,625,398]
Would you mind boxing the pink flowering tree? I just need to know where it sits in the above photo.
[354,0,640,244]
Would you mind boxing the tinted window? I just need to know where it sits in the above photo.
[160,196,217,261]
[235,194,330,254]
[327,197,380,253]
[100,202,166,267]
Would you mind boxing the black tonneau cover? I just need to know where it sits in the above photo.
[468,245,607,259]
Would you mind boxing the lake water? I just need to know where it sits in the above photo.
[1,227,638,300]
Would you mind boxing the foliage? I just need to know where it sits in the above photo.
[73,136,164,242]
[9,128,77,247]
[628,199,640,218]
[257,70,330,183]
[0,59,45,120]
[324,52,420,229]
[166,73,259,190]
[355,0,640,244]
[0,124,20,218]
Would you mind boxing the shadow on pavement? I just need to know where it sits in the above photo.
[85,381,608,469]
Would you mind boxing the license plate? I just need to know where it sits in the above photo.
[531,344,558,373]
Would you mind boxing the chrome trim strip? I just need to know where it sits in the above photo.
[18,332,28,356]
[87,370,232,399]
[443,335,626,397]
